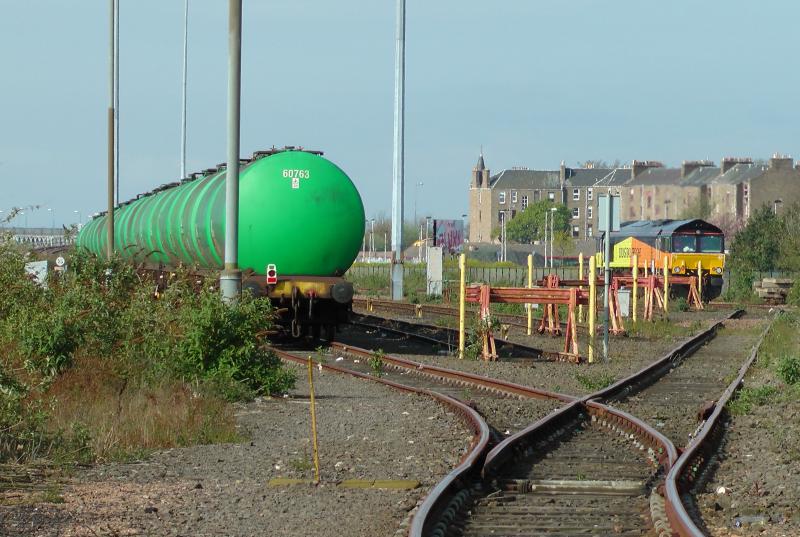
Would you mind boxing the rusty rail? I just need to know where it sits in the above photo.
[664,312,778,536]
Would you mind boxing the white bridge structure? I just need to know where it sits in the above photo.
[1,227,75,248]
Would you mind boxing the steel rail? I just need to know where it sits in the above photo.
[664,312,778,536]
[353,297,589,333]
[349,313,578,363]
[274,344,575,537]
[327,341,576,404]
[589,309,744,403]
[413,308,743,537]
[273,347,491,467]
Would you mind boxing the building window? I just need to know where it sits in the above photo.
[511,210,517,218]
[534,190,540,201]
[587,188,593,201]
[572,225,580,238]
[499,192,506,204]
[521,195,528,210]
[572,207,580,219]
[587,206,593,219]
[573,188,580,201]
[587,224,593,237]
[646,195,652,209]
[511,191,518,203]
[548,191,555,201]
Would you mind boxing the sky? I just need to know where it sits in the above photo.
[2,1,799,227]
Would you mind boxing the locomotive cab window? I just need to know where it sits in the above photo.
[699,235,723,253]
[673,235,696,253]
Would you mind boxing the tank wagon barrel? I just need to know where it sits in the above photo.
[77,147,365,339]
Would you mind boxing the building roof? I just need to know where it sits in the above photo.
[681,166,721,186]
[489,169,560,189]
[714,163,768,185]
[475,153,485,171]
[563,168,614,187]
[627,167,682,186]
[593,168,630,187]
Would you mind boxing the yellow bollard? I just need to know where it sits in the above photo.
[697,260,703,303]
[578,252,584,323]
[458,253,466,358]
[527,254,533,336]
[663,255,669,316]
[632,254,638,323]
[588,256,596,363]
[307,357,321,484]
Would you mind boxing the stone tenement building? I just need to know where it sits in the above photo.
[468,153,800,243]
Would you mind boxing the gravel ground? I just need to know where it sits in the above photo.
[348,307,736,398]
[694,324,800,536]
[0,361,472,537]
[613,318,767,449]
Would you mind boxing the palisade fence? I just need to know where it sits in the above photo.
[347,265,798,299]
[346,264,583,298]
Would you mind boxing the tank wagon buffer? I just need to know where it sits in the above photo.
[598,219,726,300]
[77,148,365,339]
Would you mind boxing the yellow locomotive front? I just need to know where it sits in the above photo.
[604,219,725,299]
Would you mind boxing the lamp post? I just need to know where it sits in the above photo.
[414,181,423,226]
[370,218,375,258]
[543,209,549,270]
[549,207,557,268]
[48,208,55,229]
[74,210,82,228]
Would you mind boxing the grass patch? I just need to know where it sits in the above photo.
[728,385,778,415]
[626,319,689,340]
[575,372,615,391]
[0,244,291,466]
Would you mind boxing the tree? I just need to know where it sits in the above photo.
[728,206,781,272]
[577,159,622,169]
[680,195,711,220]
[505,201,571,243]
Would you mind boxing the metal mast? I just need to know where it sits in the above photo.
[390,0,406,300]
[180,0,189,179]
[220,0,243,302]
[114,0,119,205]
[106,0,115,260]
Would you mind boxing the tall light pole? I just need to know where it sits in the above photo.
[414,181,423,225]
[180,0,189,178]
[370,218,375,258]
[114,0,119,205]
[543,209,549,270]
[550,207,557,268]
[220,0,242,303]
[106,0,116,260]
[48,208,54,229]
[74,210,82,227]
[390,0,406,300]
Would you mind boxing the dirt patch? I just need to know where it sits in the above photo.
[0,362,471,537]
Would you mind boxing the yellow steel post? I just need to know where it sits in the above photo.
[307,356,321,484]
[458,253,466,358]
[697,260,703,303]
[578,252,584,323]
[527,254,533,336]
[588,256,596,363]
[632,254,638,323]
[663,255,669,316]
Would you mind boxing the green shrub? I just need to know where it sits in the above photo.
[575,372,615,391]
[777,355,800,385]
[729,385,778,415]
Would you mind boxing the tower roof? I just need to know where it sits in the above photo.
[475,153,485,171]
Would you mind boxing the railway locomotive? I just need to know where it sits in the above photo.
[76,147,365,339]
[603,219,726,299]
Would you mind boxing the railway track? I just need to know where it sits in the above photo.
[352,297,585,336]
[347,312,578,362]
[411,309,779,537]
[276,307,773,536]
